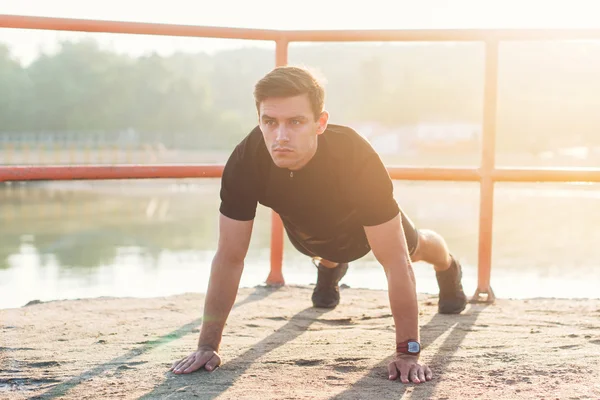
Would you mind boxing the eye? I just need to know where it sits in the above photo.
[290,119,301,125]
[265,120,276,126]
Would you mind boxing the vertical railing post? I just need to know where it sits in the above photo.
[472,39,499,303]
[275,38,289,69]
[266,38,289,286]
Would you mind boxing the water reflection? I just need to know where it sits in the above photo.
[1,180,599,309]
[1,180,250,268]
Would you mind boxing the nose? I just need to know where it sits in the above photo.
[275,126,290,143]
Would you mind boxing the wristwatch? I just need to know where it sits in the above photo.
[396,339,421,355]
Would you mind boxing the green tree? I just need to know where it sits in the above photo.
[0,44,33,131]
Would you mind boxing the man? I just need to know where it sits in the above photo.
[171,66,468,384]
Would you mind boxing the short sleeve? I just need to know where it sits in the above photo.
[352,153,400,226]
[219,141,259,221]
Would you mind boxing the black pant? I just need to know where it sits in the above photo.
[285,209,419,263]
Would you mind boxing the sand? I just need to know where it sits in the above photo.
[1,286,600,400]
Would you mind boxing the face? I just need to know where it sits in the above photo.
[259,94,328,171]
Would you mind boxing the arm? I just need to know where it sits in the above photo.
[363,213,419,347]
[198,213,254,350]
[171,213,254,374]
[363,213,432,384]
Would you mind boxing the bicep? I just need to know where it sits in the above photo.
[216,213,254,263]
[352,155,399,227]
[363,213,410,268]
[219,141,259,221]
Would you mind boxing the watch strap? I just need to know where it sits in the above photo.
[396,339,421,355]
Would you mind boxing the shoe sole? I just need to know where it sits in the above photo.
[438,294,468,314]
[312,302,339,309]
[438,303,467,314]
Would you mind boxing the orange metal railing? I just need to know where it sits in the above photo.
[3,14,600,303]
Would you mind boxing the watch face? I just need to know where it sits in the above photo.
[407,341,420,353]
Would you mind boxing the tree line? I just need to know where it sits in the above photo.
[2,39,600,151]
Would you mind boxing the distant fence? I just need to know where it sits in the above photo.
[0,130,140,147]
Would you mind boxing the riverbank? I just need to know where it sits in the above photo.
[1,286,600,399]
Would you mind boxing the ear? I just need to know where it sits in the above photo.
[316,110,329,135]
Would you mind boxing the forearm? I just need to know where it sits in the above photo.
[385,258,420,346]
[197,254,244,351]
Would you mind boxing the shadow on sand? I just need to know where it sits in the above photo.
[139,305,335,399]
[138,296,488,400]
[330,303,489,400]
[28,286,278,400]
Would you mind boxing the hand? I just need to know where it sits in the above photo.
[388,355,432,384]
[170,346,222,374]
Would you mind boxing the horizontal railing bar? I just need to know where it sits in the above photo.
[2,165,600,183]
[285,29,600,42]
[4,15,600,42]
[0,14,281,41]
[0,165,224,182]
[492,167,600,182]
[387,167,481,181]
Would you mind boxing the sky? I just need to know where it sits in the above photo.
[2,0,600,64]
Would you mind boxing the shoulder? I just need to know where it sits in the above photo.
[323,124,363,140]
[222,125,268,182]
[322,123,379,162]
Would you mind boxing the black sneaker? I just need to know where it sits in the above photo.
[311,262,349,308]
[436,255,468,314]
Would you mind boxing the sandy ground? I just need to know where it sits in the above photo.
[1,286,600,400]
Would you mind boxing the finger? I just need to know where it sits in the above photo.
[181,353,214,374]
[417,367,426,383]
[171,357,189,372]
[387,361,399,380]
[398,362,411,384]
[170,359,183,370]
[425,366,433,381]
[204,353,222,372]
[175,356,199,374]
[409,366,420,384]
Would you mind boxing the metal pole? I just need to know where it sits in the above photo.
[266,38,289,286]
[472,40,499,303]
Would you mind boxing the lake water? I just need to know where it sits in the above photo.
[1,179,599,309]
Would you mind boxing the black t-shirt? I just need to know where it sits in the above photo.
[219,123,400,262]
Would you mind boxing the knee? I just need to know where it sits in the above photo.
[410,229,442,262]
[410,229,451,266]
[410,234,423,262]
[410,232,425,262]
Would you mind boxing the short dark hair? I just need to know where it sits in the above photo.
[253,66,325,120]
